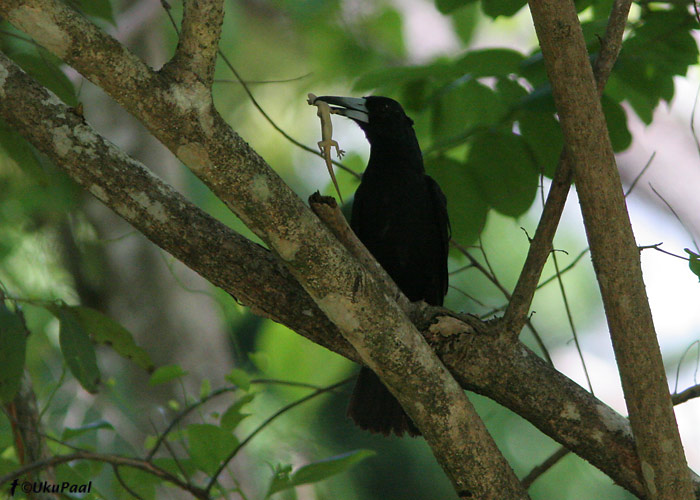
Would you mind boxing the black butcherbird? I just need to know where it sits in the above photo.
[312,95,450,437]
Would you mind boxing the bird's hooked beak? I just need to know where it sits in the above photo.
[312,96,369,124]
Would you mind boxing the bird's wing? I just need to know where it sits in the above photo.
[425,175,450,297]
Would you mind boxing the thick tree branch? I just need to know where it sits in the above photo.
[0,3,528,498]
[167,0,223,86]
[527,0,695,498]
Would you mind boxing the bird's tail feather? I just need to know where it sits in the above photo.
[346,367,420,437]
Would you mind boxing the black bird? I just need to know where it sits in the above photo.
[313,95,450,437]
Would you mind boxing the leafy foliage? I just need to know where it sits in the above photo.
[49,303,101,394]
[266,449,376,497]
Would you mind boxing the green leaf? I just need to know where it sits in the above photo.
[225,368,251,391]
[425,156,488,245]
[435,0,475,14]
[0,303,27,403]
[249,351,269,372]
[200,378,211,399]
[0,118,44,179]
[520,84,557,114]
[609,9,698,123]
[481,0,527,18]
[365,7,405,58]
[187,423,238,475]
[430,79,505,145]
[48,305,101,393]
[266,450,375,497]
[266,463,293,498]
[152,457,197,478]
[450,3,480,45]
[9,49,77,107]
[519,110,563,178]
[112,466,158,500]
[353,63,449,93]
[148,364,188,386]
[74,0,115,24]
[601,94,632,153]
[453,48,525,77]
[61,420,114,441]
[220,393,255,431]
[70,306,154,373]
[465,130,539,217]
[684,249,700,281]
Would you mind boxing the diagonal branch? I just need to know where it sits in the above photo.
[527,0,694,498]
[503,0,632,336]
[0,451,208,499]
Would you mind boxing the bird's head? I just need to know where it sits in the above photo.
[312,95,418,150]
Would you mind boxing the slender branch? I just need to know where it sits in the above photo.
[650,185,700,252]
[592,0,633,93]
[214,73,313,85]
[205,377,353,494]
[536,248,589,289]
[503,0,632,336]
[146,386,234,461]
[521,447,569,490]
[672,384,700,406]
[0,451,209,499]
[551,251,594,394]
[451,242,553,365]
[624,152,656,197]
[113,465,146,500]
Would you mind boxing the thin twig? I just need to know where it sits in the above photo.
[449,284,491,308]
[147,378,335,461]
[672,383,700,405]
[451,241,553,365]
[638,242,689,261]
[113,464,146,500]
[0,452,208,499]
[521,446,569,489]
[624,152,655,197]
[214,73,313,85]
[451,241,510,298]
[536,248,589,289]
[649,185,700,252]
[691,83,700,161]
[205,377,353,494]
[673,340,699,394]
[552,251,594,394]
[146,386,234,461]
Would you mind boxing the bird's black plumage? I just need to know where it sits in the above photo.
[314,96,450,437]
